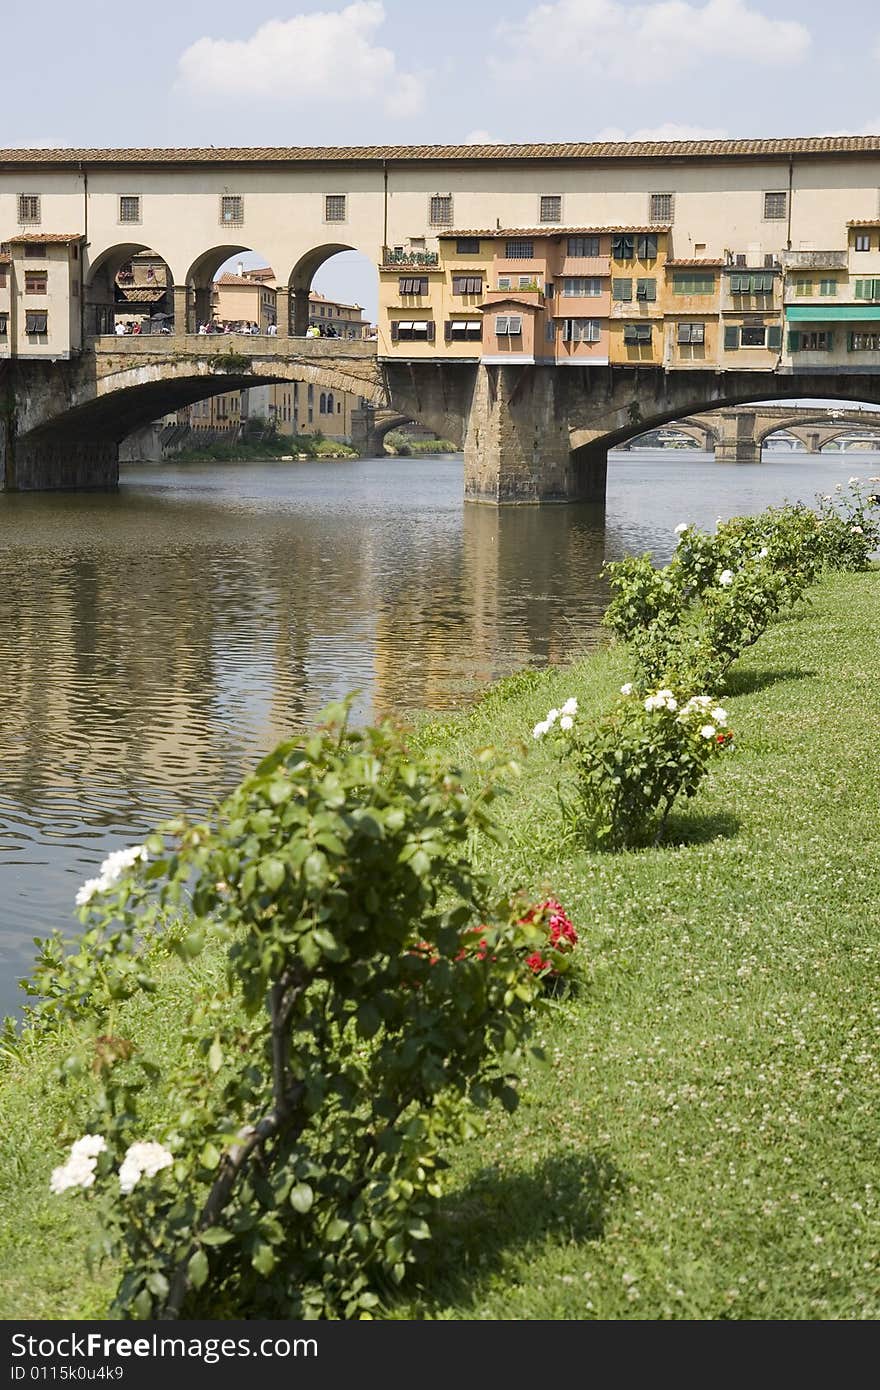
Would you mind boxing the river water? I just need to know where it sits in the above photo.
[0,448,875,1017]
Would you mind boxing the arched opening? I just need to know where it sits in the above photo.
[85,244,174,337]
[289,245,377,341]
[184,245,280,336]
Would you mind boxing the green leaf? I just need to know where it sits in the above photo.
[259,857,285,891]
[178,928,205,960]
[268,779,292,805]
[146,1271,169,1299]
[132,1288,152,1319]
[188,1249,209,1290]
[290,1182,314,1214]
[208,1038,223,1074]
[200,1141,221,1170]
[200,1226,235,1246]
[326,1217,348,1242]
[251,1242,277,1275]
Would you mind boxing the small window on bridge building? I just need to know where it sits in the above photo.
[119,196,141,224]
[452,275,482,295]
[24,271,47,295]
[456,238,480,255]
[854,234,872,253]
[495,316,523,336]
[23,243,47,259]
[819,278,838,296]
[399,277,429,295]
[505,240,534,260]
[763,191,787,220]
[0,314,7,337]
[677,322,705,344]
[539,195,562,223]
[637,234,658,259]
[623,323,651,344]
[612,277,633,301]
[636,277,656,301]
[220,195,244,226]
[25,311,47,335]
[649,193,673,223]
[562,318,601,343]
[17,194,40,225]
[568,236,600,257]
[611,234,635,261]
[429,195,453,227]
[740,324,768,347]
[325,195,347,222]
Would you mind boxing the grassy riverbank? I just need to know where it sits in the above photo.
[2,569,880,1319]
[166,435,358,463]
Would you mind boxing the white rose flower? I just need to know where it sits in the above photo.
[75,877,104,908]
[851,525,863,535]
[532,721,548,739]
[561,697,578,716]
[700,724,717,739]
[718,569,734,587]
[711,707,728,726]
[71,1134,107,1160]
[49,1134,107,1195]
[664,696,678,712]
[848,476,860,484]
[559,715,574,731]
[620,683,633,696]
[119,1141,174,1195]
[758,547,769,558]
[674,522,689,536]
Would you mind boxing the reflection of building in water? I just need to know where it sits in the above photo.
[370,502,608,719]
[0,497,380,817]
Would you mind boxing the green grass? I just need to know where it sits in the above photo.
[2,571,880,1319]
[167,434,358,463]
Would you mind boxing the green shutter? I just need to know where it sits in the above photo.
[724,326,739,349]
[825,330,834,350]
[767,325,782,349]
[612,278,632,301]
[855,279,867,299]
[787,330,801,352]
[847,332,855,351]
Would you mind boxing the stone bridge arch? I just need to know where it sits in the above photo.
[84,241,174,337]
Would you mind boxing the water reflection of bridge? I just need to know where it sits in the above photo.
[621,405,880,459]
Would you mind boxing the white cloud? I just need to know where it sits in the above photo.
[492,0,810,82]
[594,122,729,142]
[176,2,424,119]
[820,118,880,137]
[463,128,496,144]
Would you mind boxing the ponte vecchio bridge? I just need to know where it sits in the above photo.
[6,136,880,500]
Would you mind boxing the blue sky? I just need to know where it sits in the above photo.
[5,0,879,317]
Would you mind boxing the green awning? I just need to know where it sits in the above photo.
[786,304,880,321]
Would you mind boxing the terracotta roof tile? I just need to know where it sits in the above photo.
[847,219,880,227]
[666,258,725,267]
[3,137,880,164]
[442,225,671,238]
[6,232,83,243]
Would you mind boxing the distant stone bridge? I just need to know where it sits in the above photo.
[624,404,880,461]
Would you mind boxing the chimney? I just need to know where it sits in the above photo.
[237,261,244,277]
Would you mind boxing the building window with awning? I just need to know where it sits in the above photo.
[25,311,48,334]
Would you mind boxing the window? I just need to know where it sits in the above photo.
[562,277,601,296]
[848,331,880,351]
[819,278,838,296]
[325,194,346,222]
[495,315,523,335]
[220,195,244,226]
[611,234,634,260]
[119,195,140,223]
[612,277,633,301]
[789,330,833,351]
[391,320,435,341]
[562,318,600,343]
[795,279,813,297]
[398,276,429,295]
[456,237,480,254]
[0,314,7,337]
[24,243,46,259]
[649,192,673,223]
[729,272,774,294]
[25,310,47,334]
[18,194,40,224]
[452,275,482,295]
[498,276,512,290]
[854,233,871,252]
[446,319,482,341]
[505,239,534,259]
[854,278,880,299]
[740,324,768,347]
[763,191,787,220]
[539,195,562,223]
[24,270,47,294]
[677,322,705,344]
[623,323,652,344]
[724,325,740,349]
[636,277,656,301]
[429,194,453,226]
[672,272,715,294]
[637,234,658,259]
[327,393,334,414]
[567,236,600,257]
[0,270,5,288]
